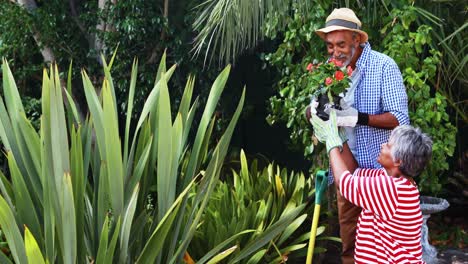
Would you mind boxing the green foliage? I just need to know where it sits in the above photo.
[264,3,457,194]
[192,0,313,65]
[188,150,332,263]
[381,6,456,194]
[21,96,41,130]
[266,56,351,156]
[0,53,246,263]
[0,0,222,124]
[263,5,328,159]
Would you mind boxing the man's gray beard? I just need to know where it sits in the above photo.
[343,46,355,67]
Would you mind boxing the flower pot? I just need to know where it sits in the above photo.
[315,93,342,121]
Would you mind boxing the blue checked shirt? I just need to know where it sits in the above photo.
[329,43,409,184]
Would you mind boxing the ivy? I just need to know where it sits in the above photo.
[263,4,327,158]
[382,6,456,194]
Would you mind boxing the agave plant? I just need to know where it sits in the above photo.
[0,52,245,263]
[187,150,337,263]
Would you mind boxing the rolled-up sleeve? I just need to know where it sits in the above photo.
[381,61,409,125]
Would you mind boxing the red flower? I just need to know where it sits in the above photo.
[334,71,344,81]
[306,63,313,72]
[347,66,353,76]
[325,77,333,86]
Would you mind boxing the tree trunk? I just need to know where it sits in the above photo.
[68,0,88,37]
[16,0,85,122]
[95,0,117,64]
[16,0,56,64]
[147,0,168,64]
[95,0,107,61]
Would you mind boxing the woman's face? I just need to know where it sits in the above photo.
[377,142,395,168]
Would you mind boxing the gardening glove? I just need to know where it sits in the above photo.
[324,99,358,127]
[309,110,343,153]
[305,96,319,121]
[338,127,348,144]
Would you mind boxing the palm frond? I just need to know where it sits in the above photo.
[192,0,311,66]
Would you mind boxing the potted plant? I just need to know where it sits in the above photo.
[266,57,352,156]
[305,58,353,120]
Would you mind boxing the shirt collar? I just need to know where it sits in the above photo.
[356,42,371,70]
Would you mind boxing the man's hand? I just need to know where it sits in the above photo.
[309,110,343,153]
[325,99,358,127]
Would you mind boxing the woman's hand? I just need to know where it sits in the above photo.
[309,110,343,153]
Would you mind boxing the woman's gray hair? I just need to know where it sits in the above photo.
[389,125,433,177]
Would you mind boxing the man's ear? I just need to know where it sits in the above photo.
[354,34,361,47]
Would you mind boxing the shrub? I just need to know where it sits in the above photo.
[0,53,245,263]
[188,150,335,263]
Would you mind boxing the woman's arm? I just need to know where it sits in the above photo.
[341,143,358,173]
[330,142,357,189]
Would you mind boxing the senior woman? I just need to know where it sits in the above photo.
[310,110,432,264]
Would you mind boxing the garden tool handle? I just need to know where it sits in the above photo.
[314,170,328,205]
[306,170,329,264]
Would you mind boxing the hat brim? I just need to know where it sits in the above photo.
[316,25,368,43]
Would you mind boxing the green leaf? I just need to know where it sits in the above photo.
[178,76,195,124]
[277,214,307,245]
[16,114,42,203]
[105,218,122,264]
[81,70,105,159]
[184,65,231,186]
[198,230,255,264]
[206,245,238,264]
[174,87,246,263]
[0,166,15,208]
[70,127,86,261]
[119,184,140,262]
[59,174,77,263]
[2,58,25,115]
[124,140,151,202]
[154,51,167,86]
[0,250,13,264]
[102,81,124,216]
[63,89,81,127]
[97,163,110,244]
[136,180,195,264]
[7,152,42,244]
[135,66,176,132]
[245,249,266,264]
[0,195,27,264]
[25,226,46,264]
[123,58,138,170]
[100,54,118,115]
[96,216,110,264]
[229,204,305,263]
[156,73,174,220]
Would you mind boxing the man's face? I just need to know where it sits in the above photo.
[325,30,360,67]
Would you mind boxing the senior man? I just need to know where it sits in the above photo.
[311,111,431,264]
[310,7,410,263]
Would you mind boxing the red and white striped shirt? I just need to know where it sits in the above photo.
[340,168,425,264]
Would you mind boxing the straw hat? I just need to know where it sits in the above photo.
[316,8,368,43]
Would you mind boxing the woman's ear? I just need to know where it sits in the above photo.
[394,159,402,168]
